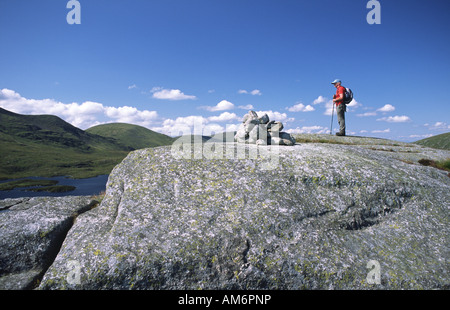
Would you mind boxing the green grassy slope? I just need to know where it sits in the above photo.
[86,123,175,150]
[0,108,129,179]
[414,132,450,150]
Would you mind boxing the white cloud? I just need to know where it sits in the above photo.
[238,104,254,110]
[313,96,327,105]
[377,104,395,112]
[104,106,159,126]
[0,88,159,129]
[207,112,239,123]
[238,89,262,96]
[128,84,137,90]
[346,99,360,108]
[224,123,240,132]
[0,88,245,137]
[152,116,209,136]
[150,113,241,137]
[151,88,197,100]
[323,100,334,116]
[372,128,391,133]
[256,110,294,123]
[286,126,328,134]
[287,102,315,112]
[203,123,227,136]
[377,115,411,123]
[357,112,377,117]
[409,134,433,139]
[427,121,450,131]
[201,100,235,112]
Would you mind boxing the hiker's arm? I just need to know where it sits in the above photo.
[333,93,344,103]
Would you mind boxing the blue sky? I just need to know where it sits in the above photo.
[0,0,449,141]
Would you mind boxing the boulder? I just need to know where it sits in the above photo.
[247,124,259,144]
[235,111,295,146]
[267,121,284,133]
[38,141,450,290]
[234,127,248,143]
[242,110,259,124]
[258,113,270,125]
[270,132,296,146]
[256,139,267,146]
[0,196,97,289]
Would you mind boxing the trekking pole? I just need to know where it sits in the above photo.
[330,102,335,135]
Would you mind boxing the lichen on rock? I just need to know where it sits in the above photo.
[0,196,97,289]
[35,140,449,290]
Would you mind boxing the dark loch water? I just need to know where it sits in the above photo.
[0,175,109,200]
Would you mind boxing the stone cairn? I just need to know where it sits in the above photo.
[234,111,296,146]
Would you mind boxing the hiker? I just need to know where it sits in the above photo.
[331,79,346,136]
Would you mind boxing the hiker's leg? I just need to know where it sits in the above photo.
[337,104,346,135]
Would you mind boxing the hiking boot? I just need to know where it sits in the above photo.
[335,131,346,136]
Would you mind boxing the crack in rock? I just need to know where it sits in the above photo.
[242,239,251,264]
[0,197,99,290]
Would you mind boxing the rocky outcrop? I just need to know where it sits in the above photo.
[31,137,449,290]
[0,196,98,289]
[235,111,296,146]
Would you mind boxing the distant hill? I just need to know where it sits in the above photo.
[0,108,171,179]
[414,132,450,150]
[0,107,124,152]
[86,123,175,150]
